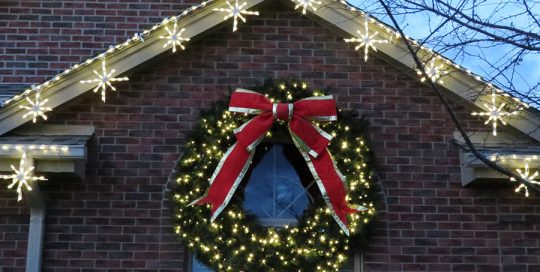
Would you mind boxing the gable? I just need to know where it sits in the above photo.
[0,0,538,143]
[2,2,540,271]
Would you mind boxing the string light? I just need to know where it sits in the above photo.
[511,160,540,197]
[0,152,46,201]
[160,21,190,53]
[213,0,259,32]
[417,59,447,84]
[2,1,213,107]
[20,90,51,123]
[1,144,69,153]
[488,154,538,162]
[344,16,388,62]
[472,89,521,136]
[1,0,530,125]
[133,33,145,42]
[293,0,321,14]
[80,58,129,102]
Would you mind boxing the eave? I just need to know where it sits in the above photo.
[454,131,540,185]
[0,125,94,177]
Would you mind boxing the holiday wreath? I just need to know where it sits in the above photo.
[170,80,377,271]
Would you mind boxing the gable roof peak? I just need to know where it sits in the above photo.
[0,0,538,142]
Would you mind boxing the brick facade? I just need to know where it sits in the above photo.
[1,1,540,271]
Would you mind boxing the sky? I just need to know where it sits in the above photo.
[349,0,540,106]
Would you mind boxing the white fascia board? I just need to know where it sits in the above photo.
[460,150,540,169]
[0,144,86,160]
[0,145,86,175]
[459,149,540,186]
[453,131,540,185]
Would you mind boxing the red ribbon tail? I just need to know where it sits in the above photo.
[346,205,367,214]
[333,203,367,231]
[190,143,254,222]
[298,146,358,236]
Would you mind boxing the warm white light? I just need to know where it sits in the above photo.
[159,21,190,53]
[344,17,388,62]
[471,89,520,136]
[20,91,51,123]
[293,0,321,14]
[214,0,259,32]
[417,59,447,84]
[133,33,145,42]
[511,161,540,197]
[0,152,46,201]
[80,58,129,102]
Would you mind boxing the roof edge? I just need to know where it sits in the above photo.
[0,0,538,142]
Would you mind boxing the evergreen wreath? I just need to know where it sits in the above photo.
[170,79,377,271]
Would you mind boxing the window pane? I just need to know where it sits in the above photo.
[192,254,213,272]
[243,144,309,221]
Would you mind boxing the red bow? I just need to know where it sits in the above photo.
[191,89,364,235]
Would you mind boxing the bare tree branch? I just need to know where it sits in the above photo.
[376,0,540,194]
[401,0,540,50]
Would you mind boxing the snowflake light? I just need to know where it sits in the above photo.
[293,0,321,14]
[80,58,129,102]
[471,90,520,136]
[19,91,51,123]
[159,22,190,53]
[417,59,447,84]
[344,17,388,62]
[0,152,46,201]
[214,0,259,32]
[511,161,540,197]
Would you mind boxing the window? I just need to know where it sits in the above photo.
[243,143,312,226]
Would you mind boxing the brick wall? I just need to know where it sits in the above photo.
[0,194,28,270]
[1,1,540,271]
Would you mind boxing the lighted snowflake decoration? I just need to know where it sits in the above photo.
[293,0,321,14]
[80,58,129,102]
[19,91,51,123]
[471,90,520,136]
[511,161,540,197]
[214,0,259,32]
[159,22,190,53]
[0,152,46,201]
[344,17,388,62]
[417,59,447,84]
